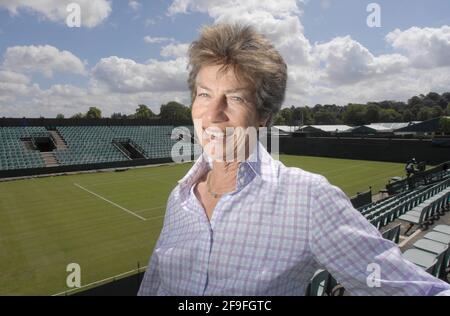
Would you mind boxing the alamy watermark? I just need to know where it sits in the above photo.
[66,3,81,28]
[66,263,81,288]
[366,262,381,288]
[170,122,280,164]
[367,3,381,28]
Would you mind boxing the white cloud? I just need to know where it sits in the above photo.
[168,0,300,17]
[144,18,156,27]
[314,36,408,85]
[0,82,191,118]
[128,1,141,11]
[386,25,450,68]
[2,1,450,118]
[0,70,31,96]
[301,66,450,107]
[168,0,312,66]
[91,56,188,94]
[0,0,112,28]
[0,70,30,85]
[143,36,175,44]
[3,45,87,78]
[166,1,450,108]
[160,43,189,58]
[0,70,42,112]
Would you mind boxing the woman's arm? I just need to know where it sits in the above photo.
[138,189,176,296]
[137,236,163,296]
[308,175,450,296]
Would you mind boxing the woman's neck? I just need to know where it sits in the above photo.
[208,160,241,194]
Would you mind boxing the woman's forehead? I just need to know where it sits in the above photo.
[196,65,251,92]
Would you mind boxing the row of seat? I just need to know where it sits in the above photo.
[399,187,450,234]
[381,223,401,243]
[362,183,437,217]
[362,170,450,215]
[306,224,450,296]
[368,178,450,230]
[359,191,407,213]
[403,225,450,280]
[0,127,47,170]
[54,126,181,165]
[305,223,403,296]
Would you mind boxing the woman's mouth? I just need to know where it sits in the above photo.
[204,128,234,142]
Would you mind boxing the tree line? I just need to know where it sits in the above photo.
[274,91,450,126]
[56,91,450,127]
[58,101,192,123]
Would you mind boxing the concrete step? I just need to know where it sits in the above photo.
[49,130,68,149]
[40,151,59,167]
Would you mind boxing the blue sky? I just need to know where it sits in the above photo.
[0,0,449,117]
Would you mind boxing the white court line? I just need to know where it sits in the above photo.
[52,265,148,296]
[135,205,165,212]
[144,215,165,221]
[73,183,146,221]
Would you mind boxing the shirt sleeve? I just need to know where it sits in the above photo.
[137,188,176,296]
[308,175,450,296]
[137,232,164,296]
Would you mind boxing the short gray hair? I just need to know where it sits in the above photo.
[187,23,287,126]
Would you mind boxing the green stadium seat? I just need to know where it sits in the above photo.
[424,232,450,245]
[402,248,439,277]
[305,269,330,296]
[433,225,450,235]
[381,224,401,243]
[413,239,449,279]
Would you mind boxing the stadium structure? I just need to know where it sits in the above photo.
[0,117,449,296]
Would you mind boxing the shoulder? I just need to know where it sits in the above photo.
[272,158,330,190]
[273,159,350,209]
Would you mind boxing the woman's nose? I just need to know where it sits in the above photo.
[207,96,228,123]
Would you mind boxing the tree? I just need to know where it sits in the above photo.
[417,107,432,121]
[111,112,126,119]
[314,110,336,124]
[71,112,85,119]
[56,113,65,119]
[159,101,191,123]
[293,106,313,125]
[442,93,450,103]
[431,105,443,118]
[135,104,156,119]
[86,107,101,119]
[440,117,450,134]
[342,104,367,126]
[365,104,380,123]
[402,110,414,122]
[379,109,402,122]
[278,108,293,126]
[408,95,423,107]
[273,113,286,125]
[425,92,440,102]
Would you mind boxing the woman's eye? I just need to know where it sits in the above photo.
[197,93,209,97]
[229,96,244,103]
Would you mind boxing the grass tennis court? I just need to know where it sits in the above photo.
[0,155,405,295]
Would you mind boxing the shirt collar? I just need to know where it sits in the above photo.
[177,141,274,194]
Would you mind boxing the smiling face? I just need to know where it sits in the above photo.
[191,64,267,162]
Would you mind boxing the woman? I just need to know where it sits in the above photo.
[139,23,450,296]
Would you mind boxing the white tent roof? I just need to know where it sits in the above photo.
[273,126,298,133]
[363,124,392,131]
[299,125,352,132]
[367,122,411,131]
